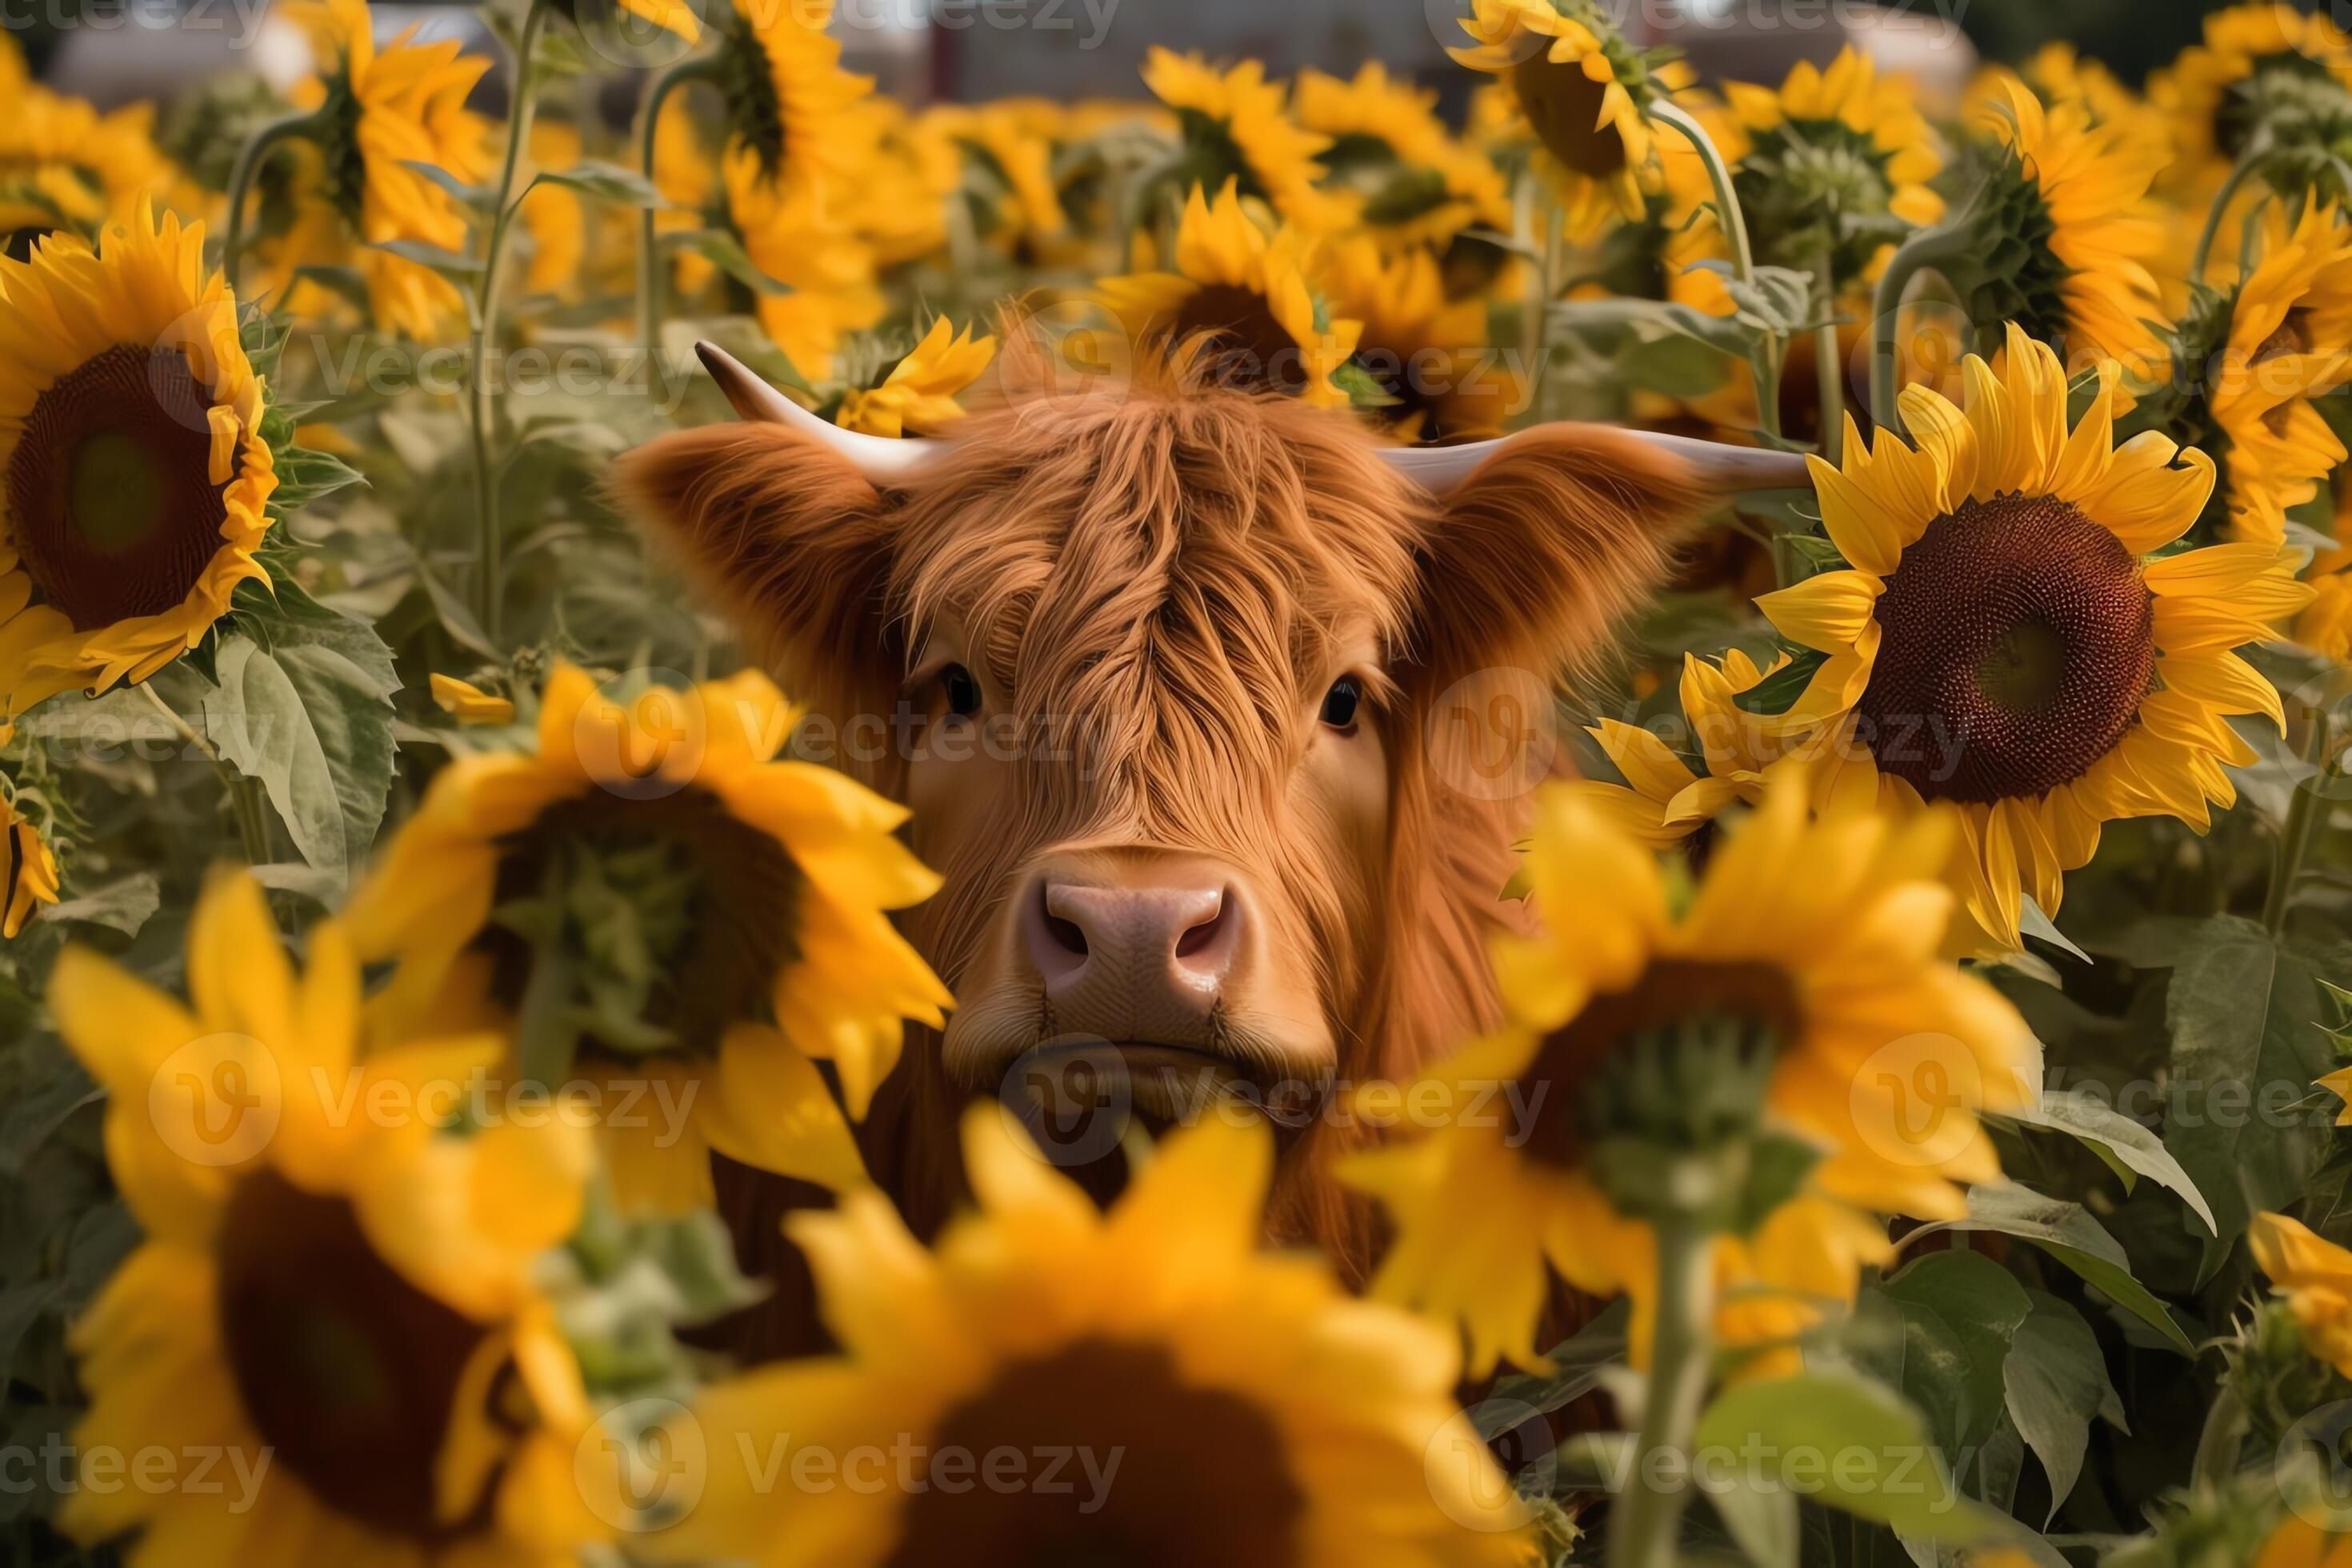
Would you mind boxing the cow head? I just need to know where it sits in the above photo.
[618,342,1803,1267]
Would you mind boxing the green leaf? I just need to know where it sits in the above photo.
[1905,1185,2194,1355]
[371,238,485,282]
[2017,897,2092,963]
[526,160,668,209]
[1876,1250,2034,1458]
[40,874,160,938]
[1692,1370,1981,1542]
[2002,1291,2122,1525]
[2161,914,2346,1251]
[1479,1298,1630,1433]
[666,228,790,296]
[1711,1467,1799,1568]
[402,158,493,211]
[1996,1086,2217,1234]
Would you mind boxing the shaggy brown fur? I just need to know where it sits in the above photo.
[618,365,1722,1362]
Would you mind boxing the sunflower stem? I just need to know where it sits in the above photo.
[220,107,326,298]
[469,0,554,647]
[230,775,273,867]
[2192,143,2271,287]
[1814,241,1843,465]
[2262,705,2334,937]
[1868,218,1975,434]
[1608,1206,1714,1568]
[636,54,726,406]
[1652,99,1778,443]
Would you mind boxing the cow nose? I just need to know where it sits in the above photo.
[1024,878,1240,1010]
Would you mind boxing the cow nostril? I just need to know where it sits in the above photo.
[1174,890,1229,961]
[1043,910,1089,958]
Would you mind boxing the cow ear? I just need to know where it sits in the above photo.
[614,422,901,717]
[1408,423,1726,692]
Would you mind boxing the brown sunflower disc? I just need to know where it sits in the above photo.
[1510,54,1629,180]
[1854,494,2154,804]
[1170,283,1313,396]
[8,343,231,631]
[884,1338,1306,1567]
[215,1169,497,1542]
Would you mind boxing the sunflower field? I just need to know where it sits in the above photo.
[2,0,2352,1563]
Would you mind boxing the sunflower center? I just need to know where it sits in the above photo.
[8,342,233,632]
[1855,492,2154,804]
[883,1338,1305,1568]
[1514,958,1803,1172]
[480,785,801,1058]
[216,1168,497,1541]
[1510,54,1629,179]
[1170,283,1310,395]
[2217,52,2350,161]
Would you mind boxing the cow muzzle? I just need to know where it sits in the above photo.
[1019,854,1246,1058]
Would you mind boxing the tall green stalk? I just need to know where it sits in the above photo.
[1868,218,1975,433]
[1652,99,1780,442]
[2192,142,2271,286]
[636,55,725,403]
[219,107,326,292]
[469,0,553,646]
[2263,706,2336,936]
[1606,1209,1714,1568]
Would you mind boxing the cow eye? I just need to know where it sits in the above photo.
[940,662,982,718]
[1319,675,1362,731]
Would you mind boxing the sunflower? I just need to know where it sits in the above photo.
[716,0,874,195]
[834,317,998,438]
[1344,774,2033,1374]
[0,86,178,256]
[1756,326,2314,951]
[1562,648,1802,849]
[1969,42,2169,150]
[2258,1517,2352,1568]
[653,95,726,298]
[343,662,950,1214]
[657,1105,1530,1565]
[1094,178,1363,407]
[1326,237,1519,440]
[1451,0,1684,239]
[268,0,491,339]
[50,869,606,1567]
[2300,551,2352,660]
[1294,62,1512,254]
[2250,1213,2352,1379]
[0,791,58,937]
[846,98,958,270]
[0,205,277,717]
[922,99,1070,252]
[1724,46,1945,295]
[724,141,886,381]
[2156,202,2352,546]
[1142,49,1354,234]
[2150,3,2352,193]
[1959,75,2168,375]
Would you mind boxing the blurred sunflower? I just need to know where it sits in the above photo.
[2300,549,2352,660]
[0,794,58,938]
[1094,177,1363,407]
[835,317,998,438]
[2256,1516,2352,1568]
[0,86,178,257]
[345,662,950,1214]
[725,142,886,381]
[1142,48,1353,233]
[1562,648,1801,849]
[1968,42,2168,150]
[50,870,606,1567]
[2154,202,2352,546]
[1326,238,1519,440]
[1724,46,1944,294]
[0,205,277,717]
[715,0,875,193]
[1451,0,1686,239]
[652,96,726,297]
[270,0,491,339]
[2151,3,2352,191]
[517,119,586,302]
[1758,327,2313,950]
[662,1106,1531,1565]
[1294,62,1512,254]
[923,99,1069,254]
[430,671,517,726]
[1958,76,2168,375]
[1345,776,2034,1374]
[847,98,958,269]
[2250,1212,2352,1378]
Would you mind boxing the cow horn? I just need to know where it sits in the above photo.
[1378,427,1814,496]
[694,340,950,486]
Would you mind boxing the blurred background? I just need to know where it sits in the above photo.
[4,0,2266,118]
